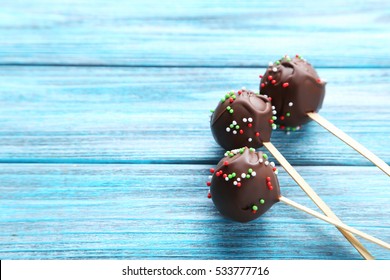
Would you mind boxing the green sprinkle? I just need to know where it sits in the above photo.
[227,106,231,110]
[240,148,245,154]
[229,109,234,114]
[249,148,255,152]
[210,109,215,113]
[248,168,253,173]
[246,174,250,179]
[230,124,234,128]
[272,124,277,129]
[225,94,230,99]
[286,127,291,131]
[230,91,235,95]
[232,172,236,177]
[263,154,268,159]
[286,112,291,117]
[292,127,296,131]
[235,125,240,129]
[232,95,236,99]
[275,60,280,65]
[260,199,265,204]
[221,98,225,102]
[252,205,258,211]
[228,174,233,179]
[272,116,277,120]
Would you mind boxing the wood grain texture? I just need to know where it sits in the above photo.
[0,164,389,260]
[0,67,389,165]
[0,0,389,67]
[1,0,390,261]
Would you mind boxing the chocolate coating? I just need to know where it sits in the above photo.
[259,55,326,128]
[210,89,274,150]
[209,147,280,223]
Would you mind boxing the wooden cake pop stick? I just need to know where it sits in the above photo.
[263,142,374,259]
[279,196,390,250]
[308,112,390,176]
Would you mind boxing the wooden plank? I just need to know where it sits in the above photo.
[0,164,388,260]
[0,67,389,165]
[0,0,389,67]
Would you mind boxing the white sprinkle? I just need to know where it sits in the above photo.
[296,126,301,130]
[237,178,241,182]
[259,158,263,163]
[248,117,253,122]
[224,152,228,156]
[269,62,273,66]
[225,177,229,181]
[272,106,275,109]
[288,102,293,107]
[208,175,212,180]
[226,127,231,132]
[265,161,269,166]
[272,110,277,115]
[270,162,275,167]
[248,138,252,142]
[233,181,237,185]
[232,120,237,125]
[286,131,291,135]
[272,67,277,72]
[241,173,246,178]
[242,118,247,123]
[241,86,246,90]
[233,130,237,134]
[263,94,268,98]
[251,171,256,176]
[274,170,279,175]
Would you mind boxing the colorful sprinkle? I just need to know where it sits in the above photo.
[282,82,289,88]
[260,199,265,204]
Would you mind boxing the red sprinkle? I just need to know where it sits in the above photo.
[237,182,241,188]
[207,193,212,199]
[229,98,234,103]
[223,173,227,178]
[273,167,277,171]
[239,129,244,135]
[255,132,260,137]
[252,210,257,214]
[266,177,271,181]
[280,116,285,121]
[259,75,263,78]
[223,161,229,166]
[238,90,242,95]
[210,168,215,174]
[268,186,273,190]
[248,123,253,128]
[261,83,265,88]
[268,75,273,81]
[271,79,276,84]
[267,182,272,187]
[282,82,289,88]
[206,181,211,186]
[280,125,285,130]
[268,97,272,101]
[316,78,321,83]
[269,119,274,124]
[296,54,299,58]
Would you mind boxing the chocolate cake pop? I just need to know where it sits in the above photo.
[207,147,280,222]
[259,55,326,129]
[210,89,276,150]
[204,150,390,251]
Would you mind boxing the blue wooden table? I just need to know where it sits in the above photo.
[0,0,389,260]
